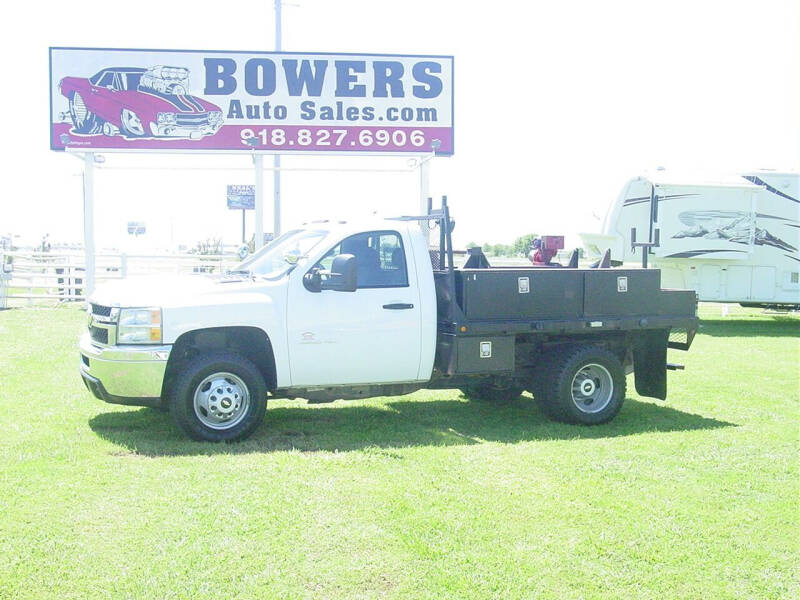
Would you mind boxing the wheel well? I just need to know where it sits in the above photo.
[162,327,277,398]
[516,333,630,367]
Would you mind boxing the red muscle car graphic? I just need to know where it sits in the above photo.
[59,66,223,140]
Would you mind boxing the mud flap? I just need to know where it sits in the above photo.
[633,329,669,400]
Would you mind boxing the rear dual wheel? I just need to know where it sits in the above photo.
[533,346,626,425]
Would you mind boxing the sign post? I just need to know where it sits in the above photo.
[227,184,256,244]
[274,0,283,239]
[83,153,95,299]
[254,157,265,250]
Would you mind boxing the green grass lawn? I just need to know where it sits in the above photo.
[0,304,797,599]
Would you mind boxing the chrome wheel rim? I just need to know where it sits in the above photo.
[121,109,144,135]
[570,363,614,414]
[193,372,250,430]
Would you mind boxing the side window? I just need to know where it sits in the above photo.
[316,231,408,289]
[97,71,115,88]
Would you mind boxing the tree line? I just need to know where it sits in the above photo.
[465,233,539,258]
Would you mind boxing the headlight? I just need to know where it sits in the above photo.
[208,111,222,122]
[157,112,177,124]
[117,308,162,344]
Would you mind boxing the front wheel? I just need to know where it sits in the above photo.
[120,108,146,137]
[170,352,267,441]
[534,346,626,425]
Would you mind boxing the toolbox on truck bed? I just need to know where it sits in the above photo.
[455,268,696,322]
[417,198,698,394]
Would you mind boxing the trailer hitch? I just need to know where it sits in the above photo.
[666,363,685,371]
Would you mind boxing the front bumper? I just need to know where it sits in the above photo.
[79,333,171,408]
[149,121,222,139]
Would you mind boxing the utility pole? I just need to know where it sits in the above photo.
[83,153,95,299]
[273,0,282,238]
[254,154,264,249]
[251,1,282,251]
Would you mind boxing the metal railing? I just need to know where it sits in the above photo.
[0,251,239,306]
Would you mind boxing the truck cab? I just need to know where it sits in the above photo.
[80,218,438,440]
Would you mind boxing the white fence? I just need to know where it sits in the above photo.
[0,251,240,306]
[0,248,564,308]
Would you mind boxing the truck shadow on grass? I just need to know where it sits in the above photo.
[88,394,735,457]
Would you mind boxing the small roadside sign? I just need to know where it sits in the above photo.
[227,185,255,210]
[127,221,146,235]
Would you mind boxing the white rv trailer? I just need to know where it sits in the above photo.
[581,171,799,308]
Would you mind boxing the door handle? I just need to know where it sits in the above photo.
[382,303,414,310]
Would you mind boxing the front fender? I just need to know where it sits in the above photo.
[114,91,176,123]
[85,94,127,126]
[163,300,290,388]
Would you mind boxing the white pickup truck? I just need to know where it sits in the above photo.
[80,201,698,441]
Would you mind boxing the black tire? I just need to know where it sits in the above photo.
[69,92,102,134]
[460,380,524,403]
[169,351,267,442]
[534,346,626,425]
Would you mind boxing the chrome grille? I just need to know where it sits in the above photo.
[90,326,109,344]
[90,303,112,317]
[176,113,210,126]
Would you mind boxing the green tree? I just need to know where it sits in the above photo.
[513,233,539,256]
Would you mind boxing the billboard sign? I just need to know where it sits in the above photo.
[126,221,146,235]
[50,47,454,155]
[227,185,255,210]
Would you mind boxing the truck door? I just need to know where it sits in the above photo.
[286,229,424,386]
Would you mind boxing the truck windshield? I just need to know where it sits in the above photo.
[234,229,327,279]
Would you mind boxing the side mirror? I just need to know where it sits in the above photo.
[303,269,322,293]
[303,254,358,293]
[323,254,357,292]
